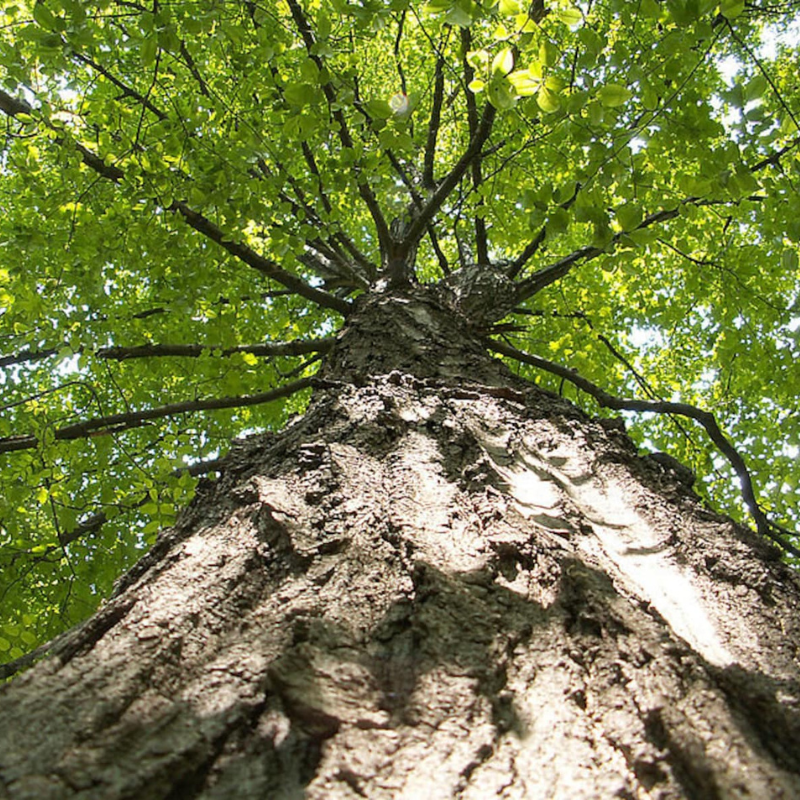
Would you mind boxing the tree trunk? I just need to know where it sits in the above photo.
[2,288,800,799]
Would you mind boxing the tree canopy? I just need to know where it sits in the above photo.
[1,0,799,665]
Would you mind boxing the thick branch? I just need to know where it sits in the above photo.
[0,378,314,455]
[486,338,800,557]
[511,124,787,295]
[0,347,59,369]
[169,203,351,314]
[401,102,496,256]
[514,208,680,304]
[0,80,129,180]
[507,182,582,279]
[507,227,547,279]
[0,87,29,116]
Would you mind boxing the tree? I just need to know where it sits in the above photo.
[1,0,800,795]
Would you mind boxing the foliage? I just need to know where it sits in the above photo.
[1,0,799,661]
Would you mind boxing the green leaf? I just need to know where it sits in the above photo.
[424,0,453,11]
[32,2,57,31]
[487,79,517,110]
[667,0,697,26]
[492,48,514,76]
[547,207,569,233]
[284,82,318,106]
[539,40,560,67]
[536,87,561,113]
[720,0,745,19]
[744,75,768,103]
[598,83,632,107]
[555,7,582,26]
[141,36,157,67]
[445,1,475,26]
[782,249,799,272]
[639,0,663,19]
[508,70,539,96]
[616,203,644,231]
[467,49,489,70]
[366,99,393,119]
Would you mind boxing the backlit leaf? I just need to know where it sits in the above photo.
[598,83,632,107]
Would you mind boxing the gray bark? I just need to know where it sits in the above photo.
[1,287,799,799]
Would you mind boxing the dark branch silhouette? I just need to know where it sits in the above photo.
[486,338,800,558]
[401,102,496,256]
[0,378,314,455]
[95,338,335,360]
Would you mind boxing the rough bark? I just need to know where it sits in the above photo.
[1,288,800,799]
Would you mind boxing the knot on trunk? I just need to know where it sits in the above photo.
[443,263,517,325]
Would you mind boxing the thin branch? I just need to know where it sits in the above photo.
[298,144,378,279]
[72,37,383,284]
[423,53,446,190]
[177,39,211,97]
[0,454,226,681]
[70,50,168,120]
[57,457,223,549]
[597,332,698,445]
[724,18,800,134]
[95,338,335,360]
[394,10,411,137]
[0,628,74,681]
[284,0,391,261]
[0,378,314,455]
[429,226,451,275]
[254,156,369,288]
[597,334,660,401]
[486,338,800,558]
[513,185,773,302]
[750,135,800,171]
[301,142,333,215]
[460,28,489,265]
